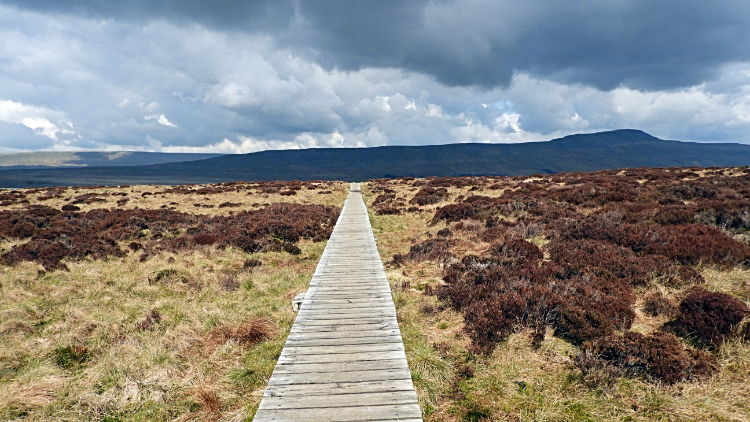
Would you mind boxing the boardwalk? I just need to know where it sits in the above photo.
[253,183,422,422]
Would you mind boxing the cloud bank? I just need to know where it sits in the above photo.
[0,1,748,153]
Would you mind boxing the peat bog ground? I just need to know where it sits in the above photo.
[1,167,749,421]
[0,180,348,421]
[363,167,750,421]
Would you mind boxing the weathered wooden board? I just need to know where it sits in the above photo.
[257,391,418,410]
[270,359,408,375]
[253,185,422,421]
[253,404,422,421]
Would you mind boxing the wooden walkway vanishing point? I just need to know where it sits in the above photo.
[253,183,423,422]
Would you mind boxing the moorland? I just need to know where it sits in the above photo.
[4,130,750,188]
[1,166,749,421]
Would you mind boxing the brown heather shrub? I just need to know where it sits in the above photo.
[663,289,750,348]
[548,239,657,287]
[436,228,452,238]
[457,363,475,378]
[576,331,717,385]
[61,204,80,212]
[243,258,262,270]
[193,233,219,245]
[217,201,241,208]
[479,226,506,242]
[738,318,750,341]
[641,290,677,317]
[373,193,396,204]
[392,238,454,266]
[0,202,339,270]
[556,216,750,267]
[136,309,162,331]
[220,274,240,292]
[375,205,403,215]
[489,238,543,267]
[438,239,636,351]
[410,187,448,206]
[644,224,750,266]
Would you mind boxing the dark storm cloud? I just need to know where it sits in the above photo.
[3,0,296,30]
[5,0,749,91]
[294,0,750,90]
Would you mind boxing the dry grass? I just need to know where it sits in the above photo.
[0,181,348,421]
[0,181,345,216]
[362,179,750,422]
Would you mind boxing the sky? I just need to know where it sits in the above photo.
[1,0,749,154]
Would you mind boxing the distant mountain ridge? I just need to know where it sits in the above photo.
[0,151,223,170]
[1,130,749,187]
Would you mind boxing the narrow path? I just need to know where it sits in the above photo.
[253,183,422,422]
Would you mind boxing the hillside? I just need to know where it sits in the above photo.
[1,130,749,187]
[0,151,223,170]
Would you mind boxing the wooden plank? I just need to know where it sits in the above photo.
[270,359,408,375]
[285,328,402,340]
[279,342,405,356]
[253,404,422,422]
[257,391,418,410]
[263,379,418,397]
[284,335,404,347]
[267,367,412,385]
[289,323,399,334]
[276,350,406,365]
[294,310,396,320]
[296,306,396,315]
[291,317,397,326]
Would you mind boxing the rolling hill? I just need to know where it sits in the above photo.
[1,129,749,187]
[0,151,223,170]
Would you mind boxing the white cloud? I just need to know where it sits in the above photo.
[0,99,74,140]
[426,104,445,118]
[140,102,160,112]
[495,113,522,133]
[144,114,176,127]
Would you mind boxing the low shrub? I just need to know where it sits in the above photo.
[436,228,452,238]
[243,258,262,270]
[392,238,454,266]
[641,290,677,317]
[663,289,750,348]
[0,202,339,270]
[438,239,635,351]
[410,187,448,206]
[576,331,717,384]
[375,206,403,215]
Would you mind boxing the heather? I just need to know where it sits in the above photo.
[364,167,750,421]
